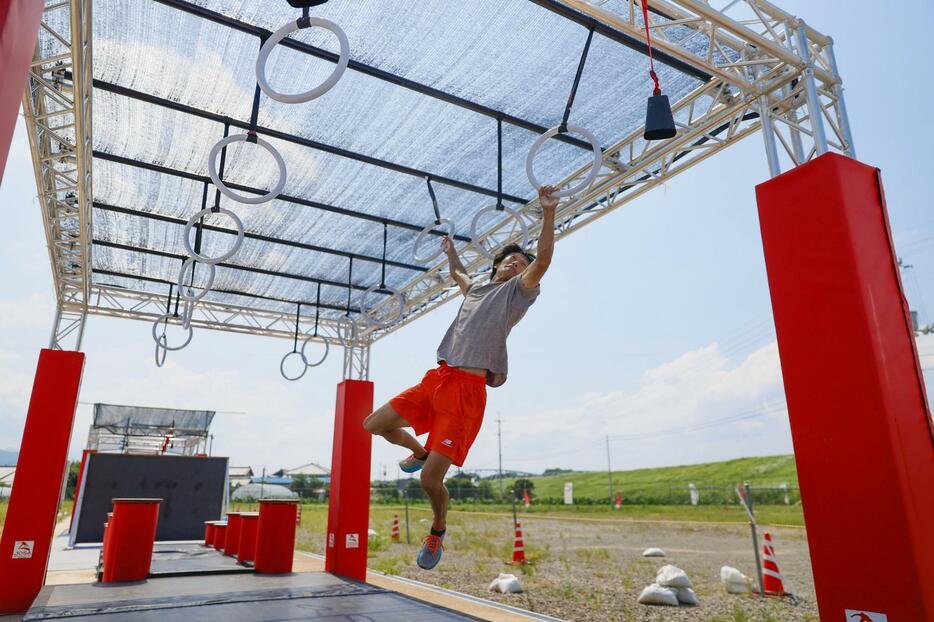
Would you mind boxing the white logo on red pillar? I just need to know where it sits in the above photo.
[13,541,34,559]
[328,533,335,548]
[346,533,359,549]
[845,610,887,622]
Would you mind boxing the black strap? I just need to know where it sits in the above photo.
[292,303,301,352]
[425,176,441,224]
[380,223,388,288]
[496,117,504,210]
[560,27,595,134]
[246,37,266,144]
[345,257,353,316]
[213,123,231,211]
[313,283,321,336]
[195,182,208,253]
[297,7,311,28]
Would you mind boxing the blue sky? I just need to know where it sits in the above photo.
[1,0,932,479]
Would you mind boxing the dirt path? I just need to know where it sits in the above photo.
[300,506,819,622]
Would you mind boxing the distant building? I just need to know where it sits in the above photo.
[281,462,331,484]
[228,466,253,489]
[0,466,13,497]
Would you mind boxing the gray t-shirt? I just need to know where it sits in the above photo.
[436,275,540,387]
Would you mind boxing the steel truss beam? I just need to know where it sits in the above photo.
[90,78,529,205]
[23,0,93,351]
[75,284,357,346]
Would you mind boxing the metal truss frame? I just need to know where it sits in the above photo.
[28,0,854,370]
[23,0,93,351]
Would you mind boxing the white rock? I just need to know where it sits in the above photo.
[677,587,699,605]
[637,583,679,606]
[656,564,693,588]
[488,573,523,594]
[720,566,752,594]
[642,547,666,557]
[367,528,378,537]
[419,518,430,524]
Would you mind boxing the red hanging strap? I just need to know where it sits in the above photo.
[641,0,662,96]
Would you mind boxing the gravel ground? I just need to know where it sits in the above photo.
[300,507,820,622]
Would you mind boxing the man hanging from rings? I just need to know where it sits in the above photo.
[363,184,560,569]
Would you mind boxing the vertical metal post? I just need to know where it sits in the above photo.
[825,41,856,158]
[511,489,518,528]
[782,23,806,164]
[744,482,765,597]
[752,61,782,178]
[795,22,828,156]
[403,488,410,544]
[497,416,504,499]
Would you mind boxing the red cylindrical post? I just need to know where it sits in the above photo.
[105,499,161,583]
[254,500,299,574]
[100,513,113,581]
[237,512,259,564]
[204,521,216,547]
[224,513,242,556]
[212,522,227,551]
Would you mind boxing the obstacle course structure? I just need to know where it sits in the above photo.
[1,0,932,619]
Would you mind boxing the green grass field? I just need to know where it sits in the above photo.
[526,454,798,502]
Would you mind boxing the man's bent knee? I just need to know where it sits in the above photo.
[362,412,380,434]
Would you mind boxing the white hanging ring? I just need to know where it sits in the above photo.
[469,204,531,261]
[178,257,216,302]
[151,313,194,351]
[280,350,307,381]
[208,134,287,205]
[335,315,358,348]
[256,17,350,104]
[526,124,602,198]
[300,334,330,367]
[154,334,168,367]
[183,207,245,265]
[413,219,455,265]
[180,299,195,330]
[361,285,406,328]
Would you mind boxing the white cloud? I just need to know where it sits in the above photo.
[489,340,790,473]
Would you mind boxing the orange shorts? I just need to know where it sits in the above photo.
[389,362,487,467]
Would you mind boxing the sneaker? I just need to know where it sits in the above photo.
[399,453,427,473]
[417,534,444,570]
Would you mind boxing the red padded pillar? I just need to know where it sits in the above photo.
[325,380,373,581]
[236,512,259,564]
[0,0,43,182]
[756,153,934,620]
[254,499,299,573]
[224,512,242,556]
[0,349,84,613]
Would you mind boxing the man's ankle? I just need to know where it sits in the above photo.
[430,526,446,537]
[415,450,428,460]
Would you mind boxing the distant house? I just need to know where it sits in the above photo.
[228,466,253,489]
[250,474,293,486]
[282,462,331,484]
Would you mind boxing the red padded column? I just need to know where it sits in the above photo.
[68,449,94,534]
[756,153,934,620]
[0,0,43,182]
[0,349,84,613]
[325,380,373,581]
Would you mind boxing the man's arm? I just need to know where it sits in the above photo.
[443,237,471,296]
[521,185,558,289]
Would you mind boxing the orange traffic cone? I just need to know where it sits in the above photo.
[761,532,786,596]
[614,491,622,509]
[391,514,400,541]
[522,489,531,508]
[511,520,527,564]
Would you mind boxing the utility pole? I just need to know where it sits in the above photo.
[497,415,504,499]
[605,435,614,506]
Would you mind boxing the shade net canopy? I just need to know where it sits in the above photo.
[42,0,724,335]
[88,403,215,454]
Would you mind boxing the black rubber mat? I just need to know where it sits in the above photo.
[26,572,483,621]
[147,543,252,577]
